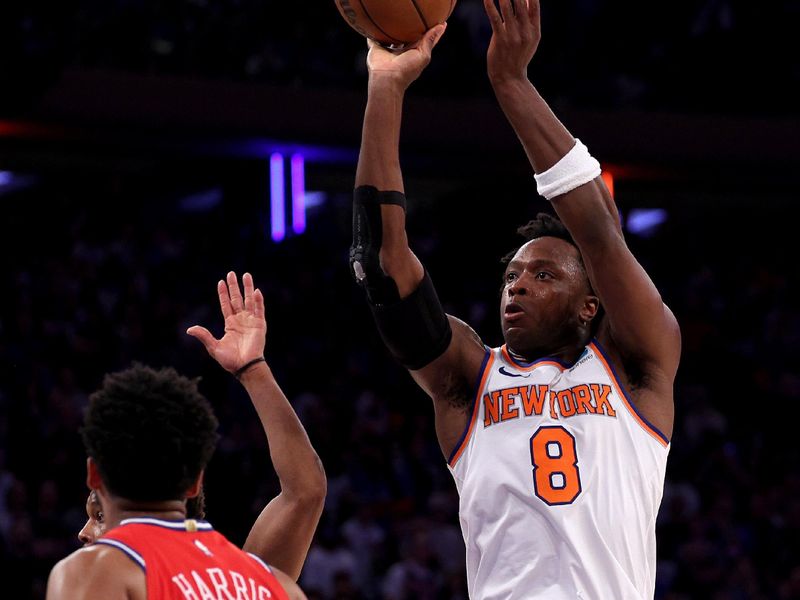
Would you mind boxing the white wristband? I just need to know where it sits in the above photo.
[534,139,601,200]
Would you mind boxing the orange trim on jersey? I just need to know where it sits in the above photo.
[500,345,568,372]
[589,342,669,448]
[448,352,496,467]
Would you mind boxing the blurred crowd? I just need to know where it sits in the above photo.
[2,0,799,116]
[0,168,797,599]
[1,0,799,597]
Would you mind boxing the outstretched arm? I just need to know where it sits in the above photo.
[485,0,680,435]
[353,29,487,458]
[188,272,326,580]
[354,30,443,296]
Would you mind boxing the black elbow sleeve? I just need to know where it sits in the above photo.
[370,271,453,371]
[349,185,451,369]
[350,185,406,305]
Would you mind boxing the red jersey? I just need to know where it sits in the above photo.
[97,517,289,600]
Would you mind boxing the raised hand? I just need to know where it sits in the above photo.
[483,0,541,85]
[187,272,266,374]
[366,23,447,91]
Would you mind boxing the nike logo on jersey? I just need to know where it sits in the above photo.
[498,366,530,378]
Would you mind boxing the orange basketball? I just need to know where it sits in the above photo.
[334,0,456,48]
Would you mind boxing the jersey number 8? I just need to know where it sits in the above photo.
[530,425,581,505]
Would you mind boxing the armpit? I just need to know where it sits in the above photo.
[440,369,474,410]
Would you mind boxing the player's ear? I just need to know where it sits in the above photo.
[185,470,204,499]
[580,294,600,324]
[86,457,103,490]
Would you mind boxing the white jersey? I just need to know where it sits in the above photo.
[447,340,669,600]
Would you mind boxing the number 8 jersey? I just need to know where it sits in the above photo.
[447,340,670,600]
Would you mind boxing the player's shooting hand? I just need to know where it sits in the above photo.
[484,0,541,86]
[366,23,447,91]
[187,272,267,374]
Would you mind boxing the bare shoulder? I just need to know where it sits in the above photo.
[47,545,145,600]
[412,314,487,408]
[449,315,488,364]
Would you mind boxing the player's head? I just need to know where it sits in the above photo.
[81,364,219,504]
[500,213,600,356]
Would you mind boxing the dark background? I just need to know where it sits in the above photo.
[1,1,799,598]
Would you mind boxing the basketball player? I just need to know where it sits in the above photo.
[46,359,307,599]
[76,272,326,581]
[348,0,680,597]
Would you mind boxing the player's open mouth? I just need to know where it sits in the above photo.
[504,304,525,322]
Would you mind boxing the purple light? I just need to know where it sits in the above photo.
[291,154,306,235]
[627,208,668,237]
[270,153,285,242]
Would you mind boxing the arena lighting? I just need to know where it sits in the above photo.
[601,171,614,198]
[0,171,37,195]
[291,154,306,235]
[270,153,286,242]
[225,140,349,241]
[0,121,51,137]
[627,208,668,237]
[269,153,309,242]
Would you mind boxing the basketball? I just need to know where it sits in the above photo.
[334,0,456,48]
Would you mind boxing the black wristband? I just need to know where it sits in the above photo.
[234,357,266,379]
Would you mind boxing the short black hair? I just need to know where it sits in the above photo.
[502,213,580,265]
[82,364,219,503]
